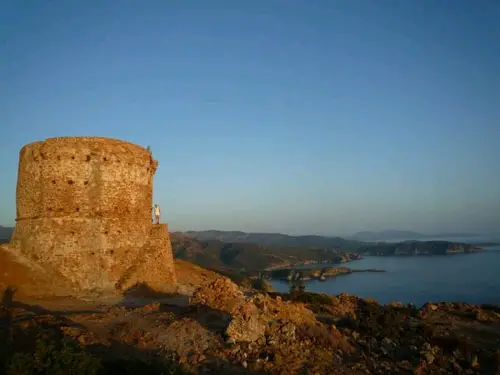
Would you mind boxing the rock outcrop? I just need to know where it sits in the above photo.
[189,276,245,313]
[2,274,500,375]
[190,277,320,344]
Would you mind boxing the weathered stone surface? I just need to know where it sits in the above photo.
[8,136,176,292]
[190,277,245,313]
[190,278,321,344]
[117,224,177,291]
[0,244,79,297]
[226,301,267,342]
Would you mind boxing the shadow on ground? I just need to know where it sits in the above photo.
[0,286,264,375]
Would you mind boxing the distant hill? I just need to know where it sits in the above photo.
[183,230,491,262]
[0,226,13,243]
[350,230,479,242]
[185,230,366,252]
[170,232,353,273]
[358,240,479,256]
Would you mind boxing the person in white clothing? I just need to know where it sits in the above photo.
[153,204,161,224]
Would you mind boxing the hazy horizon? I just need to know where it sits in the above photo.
[1,1,499,235]
[1,223,499,239]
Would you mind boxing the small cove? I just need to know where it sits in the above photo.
[270,246,500,306]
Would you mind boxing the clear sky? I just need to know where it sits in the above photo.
[1,0,499,236]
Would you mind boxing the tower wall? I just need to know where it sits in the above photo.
[10,137,162,291]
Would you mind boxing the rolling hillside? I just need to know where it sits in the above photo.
[185,230,366,252]
[170,232,355,272]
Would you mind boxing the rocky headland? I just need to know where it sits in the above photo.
[262,266,386,282]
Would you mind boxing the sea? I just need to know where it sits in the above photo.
[270,237,500,307]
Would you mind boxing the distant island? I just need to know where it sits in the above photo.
[349,229,480,241]
[262,266,386,282]
[186,229,498,250]
[358,240,483,256]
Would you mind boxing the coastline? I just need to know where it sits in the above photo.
[263,266,386,282]
[264,253,364,271]
[268,249,500,307]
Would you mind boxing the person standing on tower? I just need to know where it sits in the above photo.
[153,204,161,224]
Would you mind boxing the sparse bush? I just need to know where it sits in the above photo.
[290,292,333,306]
[295,324,354,353]
[6,339,101,375]
[289,280,306,294]
[239,278,253,290]
[286,291,334,315]
[251,278,274,293]
[100,358,188,375]
[4,338,189,375]
[355,303,406,338]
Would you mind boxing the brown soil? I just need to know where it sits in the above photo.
[1,242,217,299]
[0,244,78,298]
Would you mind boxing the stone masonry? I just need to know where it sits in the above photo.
[9,136,176,292]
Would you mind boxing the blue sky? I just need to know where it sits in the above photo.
[1,0,499,235]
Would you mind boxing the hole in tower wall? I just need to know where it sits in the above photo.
[52,180,56,184]
[104,231,108,235]
[71,156,75,159]
[86,155,91,161]
[84,181,88,185]
[68,180,73,185]
[76,208,80,212]
[103,157,107,161]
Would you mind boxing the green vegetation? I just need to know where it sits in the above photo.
[185,230,366,252]
[288,291,333,306]
[250,278,274,292]
[171,232,352,273]
[3,339,188,375]
[6,339,100,375]
[176,232,480,276]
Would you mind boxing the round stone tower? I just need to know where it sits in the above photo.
[10,136,165,291]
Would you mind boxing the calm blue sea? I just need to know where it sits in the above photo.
[270,245,500,307]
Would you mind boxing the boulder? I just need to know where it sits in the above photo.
[189,277,245,313]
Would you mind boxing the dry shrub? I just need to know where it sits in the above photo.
[295,323,354,354]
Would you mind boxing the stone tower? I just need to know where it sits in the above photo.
[10,136,176,292]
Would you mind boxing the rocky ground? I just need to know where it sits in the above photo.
[1,272,500,375]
